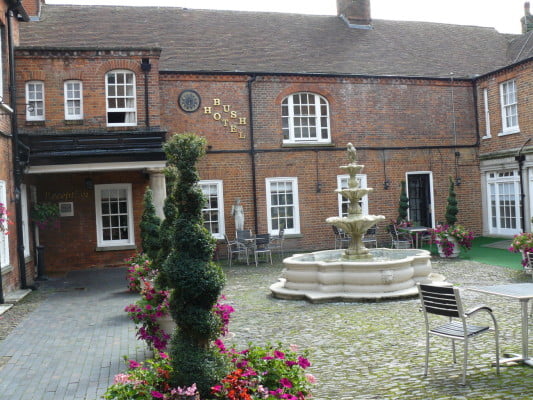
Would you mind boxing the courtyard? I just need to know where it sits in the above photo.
[0,254,532,399]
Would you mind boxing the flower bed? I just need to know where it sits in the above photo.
[125,281,171,351]
[126,252,158,293]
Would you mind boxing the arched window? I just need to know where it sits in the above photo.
[281,92,330,143]
[105,70,137,126]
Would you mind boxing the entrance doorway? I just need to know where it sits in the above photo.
[407,172,434,228]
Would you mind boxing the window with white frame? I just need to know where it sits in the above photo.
[199,180,225,239]
[106,70,136,126]
[499,80,519,134]
[282,92,330,144]
[26,81,45,121]
[95,184,134,247]
[266,177,300,235]
[20,184,30,258]
[482,88,491,139]
[486,170,521,236]
[64,80,83,120]
[0,180,9,268]
[337,175,368,217]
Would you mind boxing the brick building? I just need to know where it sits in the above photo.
[0,1,31,302]
[1,0,530,280]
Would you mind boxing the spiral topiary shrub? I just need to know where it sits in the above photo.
[140,187,161,263]
[162,133,227,396]
[397,180,409,223]
[445,176,458,226]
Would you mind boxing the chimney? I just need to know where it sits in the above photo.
[522,2,533,33]
[21,0,44,21]
[337,0,372,29]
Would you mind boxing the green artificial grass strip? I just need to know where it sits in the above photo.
[424,236,523,270]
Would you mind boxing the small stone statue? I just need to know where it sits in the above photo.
[231,198,244,231]
[347,143,357,163]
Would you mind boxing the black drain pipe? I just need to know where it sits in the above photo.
[516,137,532,232]
[247,75,258,234]
[7,5,27,290]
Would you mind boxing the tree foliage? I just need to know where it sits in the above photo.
[162,134,226,396]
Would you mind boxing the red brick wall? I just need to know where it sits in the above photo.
[477,60,533,156]
[27,171,149,273]
[16,49,162,131]
[161,74,482,251]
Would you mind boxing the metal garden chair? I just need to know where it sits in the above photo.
[224,233,249,266]
[362,225,378,248]
[332,225,351,249]
[417,283,500,385]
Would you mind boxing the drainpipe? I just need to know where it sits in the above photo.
[516,137,532,232]
[247,75,258,234]
[7,7,27,290]
[141,58,151,128]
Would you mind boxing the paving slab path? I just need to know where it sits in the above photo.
[0,267,149,400]
[0,258,532,399]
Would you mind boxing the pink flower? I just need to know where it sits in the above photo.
[297,356,311,369]
[305,373,317,384]
[128,360,141,369]
[280,378,293,388]
[289,344,299,352]
[150,390,164,398]
[274,350,285,359]
[159,352,169,359]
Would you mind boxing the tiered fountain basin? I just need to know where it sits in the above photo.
[270,248,443,303]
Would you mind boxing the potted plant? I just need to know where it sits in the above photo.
[430,224,474,258]
[508,232,533,267]
[31,202,60,229]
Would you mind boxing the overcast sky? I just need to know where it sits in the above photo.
[46,0,527,34]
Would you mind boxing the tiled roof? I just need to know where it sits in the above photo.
[18,4,530,79]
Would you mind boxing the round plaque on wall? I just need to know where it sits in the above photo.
[178,90,201,113]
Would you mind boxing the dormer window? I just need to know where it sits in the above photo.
[106,70,136,126]
[282,92,330,144]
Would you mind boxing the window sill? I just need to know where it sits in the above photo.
[96,244,136,252]
[281,142,334,148]
[481,135,491,140]
[282,233,303,239]
[1,264,14,275]
[498,128,520,136]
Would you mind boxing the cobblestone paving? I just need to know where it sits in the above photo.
[221,258,533,400]
[0,258,532,399]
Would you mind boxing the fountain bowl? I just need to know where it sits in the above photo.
[270,248,444,303]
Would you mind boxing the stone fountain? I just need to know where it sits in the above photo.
[270,144,442,303]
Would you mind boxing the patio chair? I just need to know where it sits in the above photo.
[254,233,273,266]
[269,228,285,259]
[362,225,378,248]
[389,224,412,249]
[332,225,351,249]
[225,234,250,266]
[417,283,500,385]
